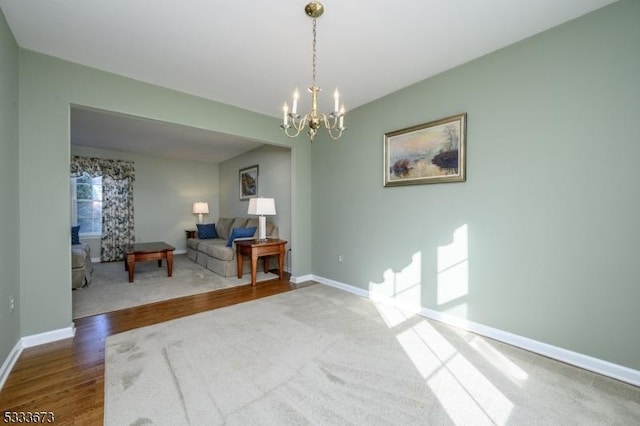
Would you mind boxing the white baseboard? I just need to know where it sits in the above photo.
[312,274,640,388]
[290,274,314,284]
[0,324,75,392]
[0,339,23,392]
[21,324,76,348]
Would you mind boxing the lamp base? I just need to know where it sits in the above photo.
[258,215,267,241]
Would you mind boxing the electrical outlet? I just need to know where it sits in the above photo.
[338,255,343,263]
[9,295,15,313]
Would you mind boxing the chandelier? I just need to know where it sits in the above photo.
[281,1,345,142]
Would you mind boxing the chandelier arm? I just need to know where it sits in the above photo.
[319,114,345,140]
[323,114,341,130]
[282,125,304,138]
[282,113,312,138]
[326,127,344,140]
[320,114,332,130]
[291,113,310,131]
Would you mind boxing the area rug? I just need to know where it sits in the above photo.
[72,254,277,318]
[104,285,640,425]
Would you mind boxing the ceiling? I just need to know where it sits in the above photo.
[70,106,265,164]
[1,0,618,163]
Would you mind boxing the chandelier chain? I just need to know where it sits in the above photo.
[312,18,317,87]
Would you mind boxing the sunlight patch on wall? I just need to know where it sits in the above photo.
[397,319,514,425]
[369,252,422,327]
[437,224,469,307]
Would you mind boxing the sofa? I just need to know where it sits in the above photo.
[186,217,278,277]
[72,243,93,289]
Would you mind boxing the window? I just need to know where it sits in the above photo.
[71,173,102,236]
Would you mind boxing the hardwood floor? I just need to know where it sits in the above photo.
[0,274,308,425]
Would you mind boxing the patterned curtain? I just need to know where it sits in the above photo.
[70,156,135,181]
[101,176,135,261]
[70,156,135,261]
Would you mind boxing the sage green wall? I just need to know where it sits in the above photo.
[219,145,292,248]
[71,146,219,253]
[0,8,20,368]
[18,50,311,337]
[311,0,640,370]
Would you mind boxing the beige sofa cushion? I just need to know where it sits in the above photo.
[71,247,88,268]
[215,218,233,240]
[206,243,235,261]
[217,217,248,240]
[198,239,234,261]
[71,243,93,289]
[230,218,247,232]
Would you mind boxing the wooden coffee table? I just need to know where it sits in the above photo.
[235,239,287,286]
[123,242,175,283]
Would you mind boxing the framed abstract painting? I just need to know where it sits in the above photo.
[384,113,466,186]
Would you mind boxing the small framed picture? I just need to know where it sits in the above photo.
[239,165,259,200]
[384,113,466,186]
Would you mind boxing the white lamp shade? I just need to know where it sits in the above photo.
[192,202,209,214]
[247,198,276,216]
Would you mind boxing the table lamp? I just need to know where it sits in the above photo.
[192,201,209,224]
[247,198,276,240]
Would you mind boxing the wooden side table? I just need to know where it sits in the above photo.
[235,239,287,286]
[185,229,196,242]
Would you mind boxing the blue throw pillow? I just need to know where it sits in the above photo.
[71,226,81,245]
[196,223,218,239]
[226,227,257,247]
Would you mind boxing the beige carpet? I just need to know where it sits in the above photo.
[73,254,277,318]
[104,284,640,425]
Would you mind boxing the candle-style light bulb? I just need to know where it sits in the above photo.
[292,89,299,114]
[283,103,289,126]
[334,88,340,112]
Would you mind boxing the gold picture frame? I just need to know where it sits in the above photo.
[384,113,466,186]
